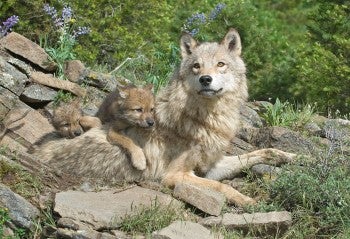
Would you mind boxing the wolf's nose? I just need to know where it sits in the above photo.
[199,75,212,87]
[146,119,155,127]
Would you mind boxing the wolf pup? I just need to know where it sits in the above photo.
[52,99,101,139]
[96,84,155,170]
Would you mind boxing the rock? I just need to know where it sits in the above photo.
[110,230,133,239]
[57,228,118,239]
[0,55,27,96]
[57,217,83,231]
[83,70,130,92]
[54,186,181,230]
[200,211,292,236]
[0,32,57,72]
[64,60,87,83]
[0,183,40,230]
[30,71,87,97]
[236,126,260,145]
[228,136,256,155]
[227,178,246,189]
[240,103,263,128]
[2,103,54,147]
[7,57,33,76]
[254,126,315,154]
[173,183,225,216]
[304,122,323,136]
[152,221,223,239]
[20,83,57,103]
[251,164,282,177]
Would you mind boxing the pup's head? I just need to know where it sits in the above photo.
[116,84,155,129]
[52,100,84,138]
[179,28,246,98]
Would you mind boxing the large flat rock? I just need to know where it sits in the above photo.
[152,221,223,239]
[54,186,181,230]
[200,211,292,236]
[0,32,57,71]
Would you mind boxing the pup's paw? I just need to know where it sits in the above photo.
[130,148,147,171]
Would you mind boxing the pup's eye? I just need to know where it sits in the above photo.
[193,63,200,69]
[62,123,70,127]
[217,62,225,67]
[134,108,143,112]
[150,108,155,113]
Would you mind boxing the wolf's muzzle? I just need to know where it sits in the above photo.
[199,75,212,87]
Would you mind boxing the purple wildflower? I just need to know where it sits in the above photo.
[209,3,226,20]
[43,4,58,19]
[73,26,91,38]
[0,15,19,37]
[62,6,73,21]
[43,4,64,27]
[186,12,207,27]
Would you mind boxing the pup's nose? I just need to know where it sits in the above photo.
[73,130,82,136]
[199,75,212,87]
[146,119,155,127]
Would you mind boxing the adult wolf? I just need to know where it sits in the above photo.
[33,28,295,206]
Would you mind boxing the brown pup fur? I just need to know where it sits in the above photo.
[33,29,296,206]
[96,84,155,170]
[52,99,101,138]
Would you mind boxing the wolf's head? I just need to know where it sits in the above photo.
[115,84,155,129]
[179,28,246,99]
[52,100,84,138]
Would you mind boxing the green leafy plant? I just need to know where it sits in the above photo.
[53,90,74,105]
[42,3,90,77]
[261,98,315,130]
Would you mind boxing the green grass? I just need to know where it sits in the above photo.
[260,98,315,130]
[0,160,43,199]
[119,199,193,237]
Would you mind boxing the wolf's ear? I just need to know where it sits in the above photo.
[180,32,198,57]
[144,83,154,92]
[221,28,242,56]
[117,86,129,99]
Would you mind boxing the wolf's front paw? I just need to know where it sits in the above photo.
[130,148,147,170]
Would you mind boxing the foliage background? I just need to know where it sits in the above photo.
[1,0,349,114]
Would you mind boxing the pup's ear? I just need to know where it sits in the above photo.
[221,28,242,56]
[71,98,81,108]
[117,86,129,99]
[180,32,198,57]
[144,83,154,92]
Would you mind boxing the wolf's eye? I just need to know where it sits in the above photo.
[193,63,200,69]
[217,62,225,67]
[134,108,143,112]
[62,122,70,127]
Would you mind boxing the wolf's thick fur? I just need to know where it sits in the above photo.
[34,29,295,206]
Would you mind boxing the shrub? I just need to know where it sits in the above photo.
[269,129,350,237]
[292,1,350,115]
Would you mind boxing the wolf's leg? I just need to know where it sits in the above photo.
[107,129,147,170]
[162,170,256,207]
[79,116,102,131]
[206,148,297,181]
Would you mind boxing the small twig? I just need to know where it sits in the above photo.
[109,57,131,74]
